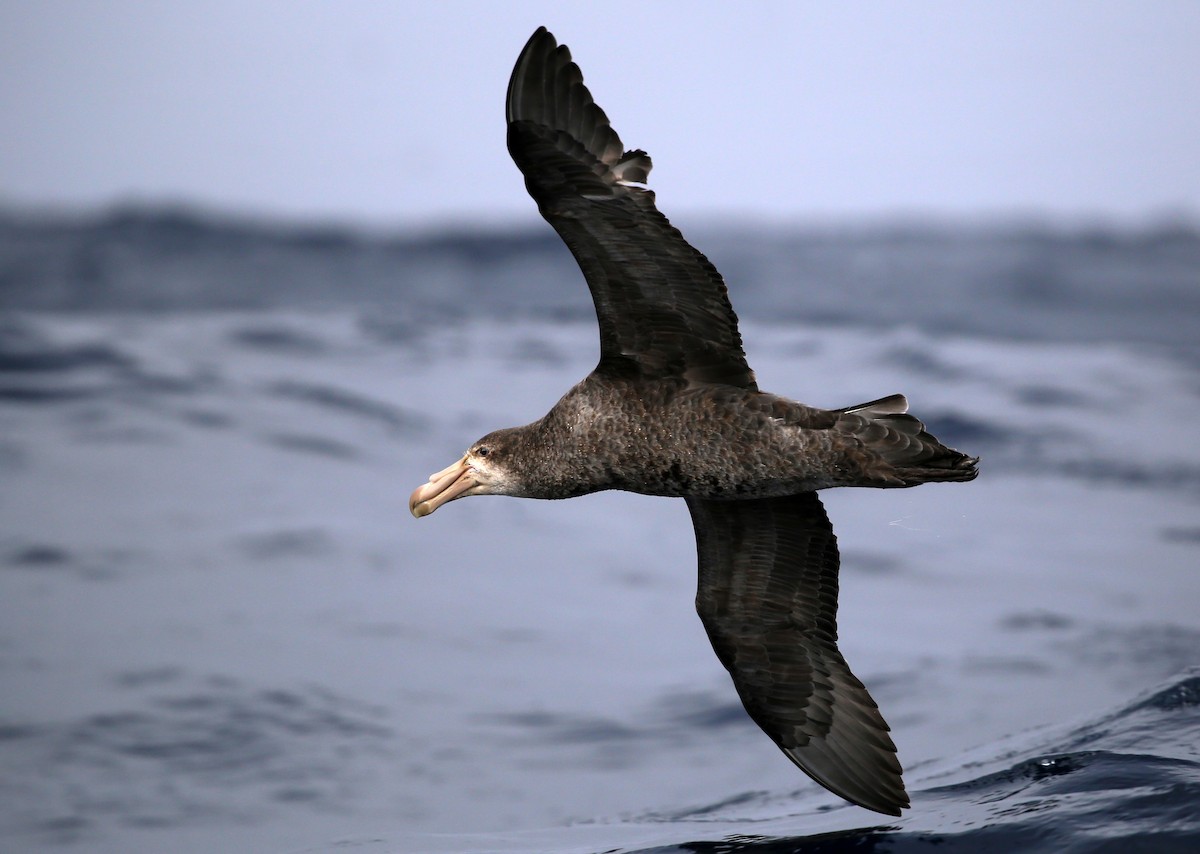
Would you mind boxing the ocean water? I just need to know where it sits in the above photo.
[1,209,1199,852]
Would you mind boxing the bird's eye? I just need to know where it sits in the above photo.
[477,446,489,457]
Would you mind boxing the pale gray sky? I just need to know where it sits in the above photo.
[2,1,1198,227]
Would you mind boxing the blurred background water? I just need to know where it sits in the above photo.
[3,2,1200,852]
[1,207,1198,853]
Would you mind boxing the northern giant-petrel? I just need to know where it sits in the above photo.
[410,27,978,816]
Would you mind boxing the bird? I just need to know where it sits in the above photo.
[409,26,977,816]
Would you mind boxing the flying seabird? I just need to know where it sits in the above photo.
[410,27,978,816]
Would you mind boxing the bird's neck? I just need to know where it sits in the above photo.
[506,409,611,500]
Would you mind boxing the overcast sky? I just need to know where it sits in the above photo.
[3,1,1198,229]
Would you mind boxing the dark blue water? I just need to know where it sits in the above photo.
[623,672,1200,854]
[4,206,1199,351]
[1,207,1198,852]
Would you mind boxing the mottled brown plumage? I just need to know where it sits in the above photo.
[410,27,978,816]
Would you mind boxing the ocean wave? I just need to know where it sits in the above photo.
[618,671,1200,853]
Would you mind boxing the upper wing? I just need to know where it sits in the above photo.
[506,27,756,389]
[686,492,909,815]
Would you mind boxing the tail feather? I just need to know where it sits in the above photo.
[836,393,909,417]
[837,394,978,486]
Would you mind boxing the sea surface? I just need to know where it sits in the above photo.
[1,208,1199,852]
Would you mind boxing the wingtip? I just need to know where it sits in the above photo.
[515,26,556,66]
[782,740,910,817]
[523,25,554,50]
[506,27,561,124]
[505,25,651,193]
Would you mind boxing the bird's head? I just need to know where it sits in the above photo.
[409,429,525,518]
